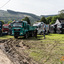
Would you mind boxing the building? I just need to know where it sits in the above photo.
[55,18,64,24]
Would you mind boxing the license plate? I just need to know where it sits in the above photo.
[5,31,7,33]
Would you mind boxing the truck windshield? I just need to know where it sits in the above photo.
[13,23,22,27]
[3,26,9,28]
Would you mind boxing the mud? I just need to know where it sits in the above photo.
[0,38,38,64]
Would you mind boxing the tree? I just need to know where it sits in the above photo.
[46,16,52,24]
[7,20,13,24]
[50,15,60,24]
[40,17,47,23]
[58,10,64,18]
[0,20,5,25]
[36,20,40,22]
[23,17,31,24]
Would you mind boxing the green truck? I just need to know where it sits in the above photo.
[12,21,36,38]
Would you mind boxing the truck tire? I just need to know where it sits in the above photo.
[10,30,12,35]
[14,36,18,39]
[32,32,34,37]
[40,31,43,35]
[56,30,62,34]
[8,32,10,35]
[24,33,28,39]
[0,31,2,36]
[46,31,49,35]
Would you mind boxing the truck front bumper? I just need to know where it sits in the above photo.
[12,32,24,36]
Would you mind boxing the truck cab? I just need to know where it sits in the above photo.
[2,24,9,34]
[56,23,64,33]
[33,22,44,35]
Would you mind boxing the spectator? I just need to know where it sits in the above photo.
[34,28,37,38]
[13,20,15,23]
[43,25,46,39]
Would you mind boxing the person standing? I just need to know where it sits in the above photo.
[43,25,46,39]
[34,28,37,38]
[13,20,15,23]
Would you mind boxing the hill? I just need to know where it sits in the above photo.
[0,10,56,24]
[40,14,56,18]
[0,10,40,24]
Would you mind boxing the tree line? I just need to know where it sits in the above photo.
[39,15,60,24]
[38,10,64,24]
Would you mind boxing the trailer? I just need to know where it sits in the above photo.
[12,21,36,38]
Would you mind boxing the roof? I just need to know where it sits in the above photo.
[3,24,9,26]
[12,21,27,23]
[33,22,44,26]
[33,22,41,26]
[57,18,64,23]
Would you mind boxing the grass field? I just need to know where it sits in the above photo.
[0,34,64,64]
[0,35,14,39]
[23,34,64,64]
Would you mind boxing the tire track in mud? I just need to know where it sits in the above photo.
[44,40,60,63]
[0,39,38,64]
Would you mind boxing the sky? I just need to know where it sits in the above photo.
[0,0,64,16]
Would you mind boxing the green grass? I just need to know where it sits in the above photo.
[0,35,14,39]
[0,34,64,64]
[24,34,64,64]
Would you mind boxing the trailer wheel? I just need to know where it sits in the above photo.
[14,36,18,39]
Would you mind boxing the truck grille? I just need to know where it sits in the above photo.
[14,29,20,31]
[14,32,20,36]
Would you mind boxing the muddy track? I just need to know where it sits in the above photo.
[0,39,38,64]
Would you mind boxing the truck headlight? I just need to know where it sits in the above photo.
[21,26,22,27]
[12,33,14,34]
[21,33,22,34]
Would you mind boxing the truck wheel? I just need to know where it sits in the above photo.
[40,32,43,35]
[10,31,12,35]
[0,33,2,36]
[56,30,62,34]
[46,31,49,35]
[0,31,2,36]
[8,32,10,35]
[14,36,18,38]
[24,33,28,39]
[32,32,34,37]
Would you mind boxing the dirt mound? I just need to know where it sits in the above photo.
[0,39,38,64]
